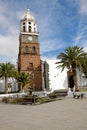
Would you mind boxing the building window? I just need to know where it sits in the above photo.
[24,46,29,53]
[32,47,36,53]
[29,22,31,24]
[23,22,25,25]
[29,63,33,70]
[23,26,25,32]
[28,26,31,32]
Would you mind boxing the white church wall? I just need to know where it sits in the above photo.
[0,78,18,93]
[42,59,68,91]
[77,70,87,88]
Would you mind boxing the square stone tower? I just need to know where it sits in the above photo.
[18,9,42,91]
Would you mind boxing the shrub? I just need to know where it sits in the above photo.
[11,98,23,104]
[2,97,10,103]
[36,98,44,103]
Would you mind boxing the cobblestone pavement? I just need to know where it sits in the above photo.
[0,98,87,130]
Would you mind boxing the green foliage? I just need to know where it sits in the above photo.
[2,97,10,103]
[17,72,30,89]
[0,62,17,78]
[36,97,45,103]
[56,46,87,91]
[11,98,23,104]
[1,95,65,105]
[81,53,87,77]
[0,62,18,94]
[56,46,86,71]
[1,97,23,104]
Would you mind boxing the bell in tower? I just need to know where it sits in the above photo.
[18,9,42,91]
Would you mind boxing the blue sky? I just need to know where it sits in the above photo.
[0,0,87,63]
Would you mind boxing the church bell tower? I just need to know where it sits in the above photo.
[18,9,42,91]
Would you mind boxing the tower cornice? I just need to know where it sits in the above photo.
[20,31,39,36]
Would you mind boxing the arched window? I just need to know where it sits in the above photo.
[29,62,33,70]
[24,46,29,53]
[28,26,31,32]
[34,24,36,32]
[32,47,36,53]
[29,22,31,24]
[23,22,25,25]
[23,26,25,32]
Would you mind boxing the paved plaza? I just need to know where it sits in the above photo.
[0,97,87,130]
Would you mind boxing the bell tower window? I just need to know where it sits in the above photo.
[23,22,25,32]
[29,22,31,24]
[28,26,31,32]
[23,26,25,32]
[32,47,36,53]
[23,22,25,25]
[24,46,29,53]
[29,62,33,70]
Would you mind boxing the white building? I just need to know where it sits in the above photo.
[0,78,18,93]
[42,59,87,92]
[42,59,68,92]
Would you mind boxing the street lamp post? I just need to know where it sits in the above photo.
[32,72,35,104]
[32,73,35,92]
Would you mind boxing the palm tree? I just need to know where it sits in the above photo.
[17,72,30,92]
[0,62,18,94]
[81,53,87,77]
[56,46,86,91]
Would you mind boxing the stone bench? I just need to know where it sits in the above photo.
[73,92,84,99]
[48,89,68,99]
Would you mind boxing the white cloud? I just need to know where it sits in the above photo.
[72,0,87,47]
[40,38,63,54]
[73,35,82,45]
[72,27,86,45]
[16,10,25,21]
[36,0,60,38]
[0,1,20,63]
[83,41,87,52]
[0,35,18,58]
[73,27,87,47]
[79,0,87,14]
[41,55,57,60]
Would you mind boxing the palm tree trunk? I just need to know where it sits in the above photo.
[5,76,8,94]
[20,84,22,92]
[72,69,79,91]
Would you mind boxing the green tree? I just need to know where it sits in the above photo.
[56,46,86,91]
[0,62,18,94]
[17,72,30,92]
[81,53,87,77]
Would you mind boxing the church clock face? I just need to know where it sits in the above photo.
[28,36,32,41]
